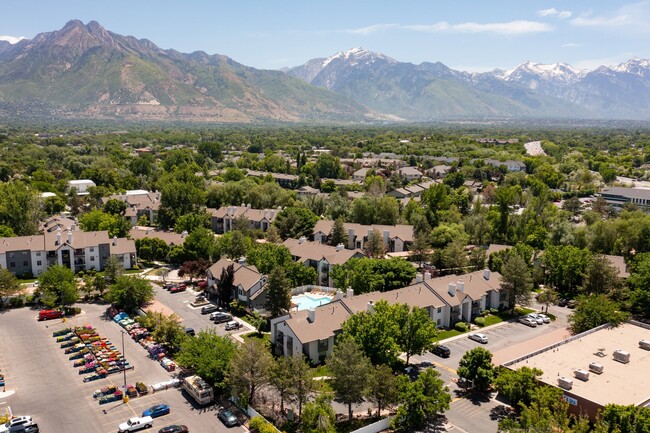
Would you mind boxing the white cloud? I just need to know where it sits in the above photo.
[571,2,650,31]
[562,42,582,48]
[538,8,572,19]
[0,35,25,44]
[340,20,553,36]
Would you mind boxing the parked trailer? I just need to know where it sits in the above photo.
[182,375,214,405]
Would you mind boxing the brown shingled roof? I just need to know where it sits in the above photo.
[283,300,351,343]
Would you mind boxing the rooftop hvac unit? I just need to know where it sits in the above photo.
[588,362,604,374]
[574,369,590,381]
[613,349,630,364]
[640,340,650,351]
[558,376,573,390]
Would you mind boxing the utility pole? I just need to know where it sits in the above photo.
[121,330,128,403]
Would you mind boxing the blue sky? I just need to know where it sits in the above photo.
[1,1,649,72]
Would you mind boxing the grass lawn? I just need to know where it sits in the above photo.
[435,329,466,341]
[312,364,330,377]
[483,314,503,326]
[242,332,270,343]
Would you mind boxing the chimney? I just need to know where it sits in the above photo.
[247,203,251,208]
[238,256,247,266]
[346,287,354,298]
[334,290,343,301]
[424,272,431,281]
[307,308,316,323]
[367,301,374,313]
[241,203,245,207]
[181,230,188,238]
[348,228,356,249]
[416,274,423,283]
[336,243,344,252]
[112,236,117,246]
[67,230,73,244]
[383,230,390,246]
[298,236,307,244]
[483,269,491,280]
[448,283,457,296]
[56,230,61,245]
[457,281,465,293]
[71,223,76,231]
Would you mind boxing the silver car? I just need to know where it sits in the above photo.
[468,333,488,344]
[526,314,544,325]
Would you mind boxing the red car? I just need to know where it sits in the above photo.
[170,285,186,293]
[38,309,64,321]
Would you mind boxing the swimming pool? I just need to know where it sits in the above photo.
[292,293,334,310]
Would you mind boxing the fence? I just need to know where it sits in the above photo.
[350,416,394,433]
[291,285,337,295]
[246,406,281,433]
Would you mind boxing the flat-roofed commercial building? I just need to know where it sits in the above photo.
[599,187,650,211]
[503,321,650,419]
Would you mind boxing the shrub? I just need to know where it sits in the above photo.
[490,308,499,314]
[24,294,35,305]
[132,265,140,270]
[474,317,486,326]
[63,306,81,316]
[9,297,24,308]
[20,272,33,279]
[249,416,267,431]
[455,322,468,332]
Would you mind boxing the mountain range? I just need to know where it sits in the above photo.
[0,20,649,123]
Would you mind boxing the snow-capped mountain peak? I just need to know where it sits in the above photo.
[321,47,396,68]
[503,61,585,82]
[612,57,650,77]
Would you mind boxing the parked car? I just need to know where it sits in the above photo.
[170,285,186,293]
[163,284,175,291]
[535,313,550,323]
[567,300,578,309]
[212,312,232,323]
[37,310,64,321]
[201,305,219,315]
[184,328,195,337]
[142,404,170,418]
[519,317,537,327]
[431,344,451,358]
[218,410,238,427]
[8,425,39,433]
[118,416,153,433]
[558,298,568,307]
[158,426,188,433]
[225,321,242,331]
[525,314,544,325]
[0,417,33,433]
[468,333,489,344]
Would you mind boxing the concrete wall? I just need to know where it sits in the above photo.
[30,251,46,276]
[350,416,394,433]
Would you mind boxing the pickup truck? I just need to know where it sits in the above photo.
[118,416,153,432]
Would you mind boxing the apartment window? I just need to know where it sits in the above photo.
[8,253,13,258]
[90,247,94,252]
[437,307,442,313]
[36,261,42,266]
[36,252,41,257]
[318,339,329,353]
[10,262,15,268]
[22,251,27,255]
[23,261,28,267]
[90,256,95,262]
[437,318,441,326]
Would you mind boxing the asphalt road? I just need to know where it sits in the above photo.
[0,303,248,433]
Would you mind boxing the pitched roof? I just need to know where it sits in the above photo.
[603,254,630,279]
[128,227,187,246]
[341,283,446,314]
[282,238,365,265]
[397,167,423,176]
[207,258,263,291]
[283,300,351,343]
[0,235,46,254]
[43,230,110,251]
[103,191,161,211]
[313,220,414,243]
[486,244,512,257]
[110,238,137,255]
[208,206,279,222]
[39,215,77,232]
[424,270,503,307]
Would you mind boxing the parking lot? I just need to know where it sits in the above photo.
[0,303,248,433]
[410,304,571,433]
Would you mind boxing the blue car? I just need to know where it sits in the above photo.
[142,403,170,418]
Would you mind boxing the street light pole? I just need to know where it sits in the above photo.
[121,330,128,403]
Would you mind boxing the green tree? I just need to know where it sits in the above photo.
[494,366,543,408]
[184,226,219,260]
[536,287,559,313]
[457,347,495,392]
[43,195,66,216]
[367,364,399,416]
[329,217,347,247]
[227,338,273,406]
[135,237,170,262]
[0,181,43,235]
[197,141,223,161]
[288,354,316,418]
[568,294,629,334]
[178,259,211,282]
[542,245,592,294]
[103,255,123,284]
[176,329,236,392]
[174,212,210,234]
[0,267,21,306]
[103,198,127,216]
[393,304,438,364]
[78,209,131,238]
[364,229,387,258]
[104,276,154,313]
[214,230,251,260]
[265,267,292,318]
[341,299,401,366]
[328,338,372,421]
[269,355,294,413]
[582,254,621,295]
[38,265,78,308]
[599,404,650,433]
[392,369,451,431]
[500,253,533,312]
[247,243,293,274]
[499,386,573,433]
[146,312,188,355]
[216,264,235,306]
[301,395,337,433]
[315,154,343,179]
[157,173,206,229]
[273,207,318,240]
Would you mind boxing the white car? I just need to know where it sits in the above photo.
[526,314,544,325]
[536,313,550,323]
[0,417,33,433]
[118,416,153,433]
[519,317,537,327]
[468,333,488,344]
